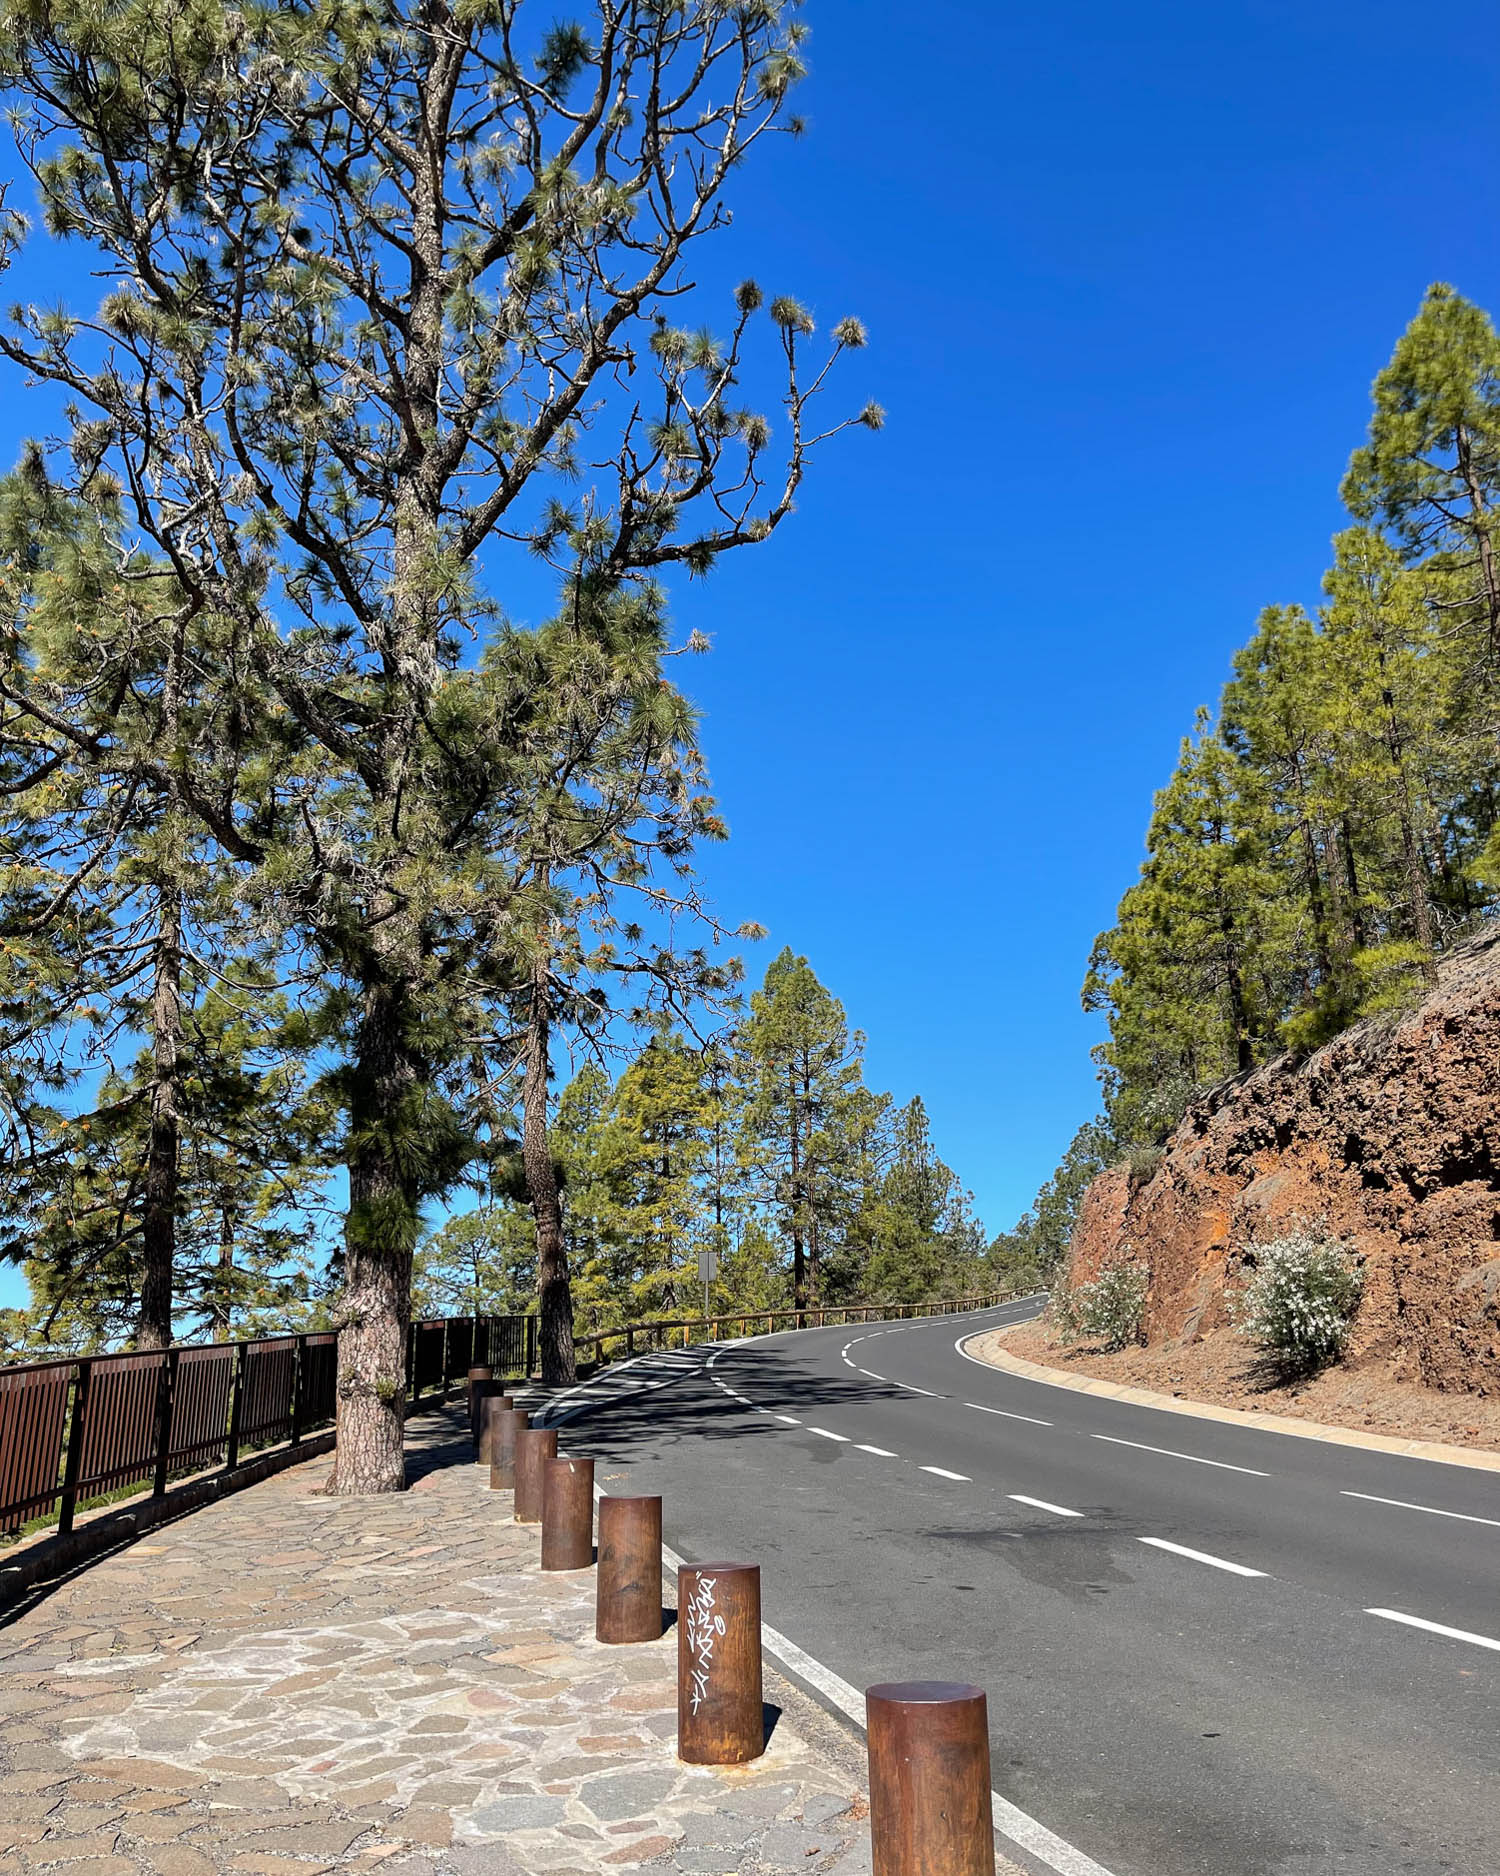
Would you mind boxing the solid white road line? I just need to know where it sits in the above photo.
[859,1368,886,1380]
[967,1402,1054,1427]
[1365,1608,1500,1653]
[921,1465,971,1481]
[1342,1490,1500,1529]
[1091,1433,1269,1477]
[856,1443,898,1457]
[748,1607,1121,1876]
[1137,1537,1267,1578]
[1010,1494,1083,1518]
[809,1427,851,1442]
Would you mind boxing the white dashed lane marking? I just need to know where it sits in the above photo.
[967,1402,1053,1427]
[1342,1491,1500,1530]
[809,1427,850,1442]
[1010,1494,1083,1518]
[1138,1538,1267,1578]
[857,1444,898,1457]
[1091,1434,1269,1478]
[1366,1608,1500,1653]
[921,1466,971,1482]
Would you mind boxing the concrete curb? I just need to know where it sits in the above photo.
[960,1329,1500,1475]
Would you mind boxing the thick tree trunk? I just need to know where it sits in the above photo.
[524,923,575,1388]
[328,981,416,1495]
[137,887,181,1350]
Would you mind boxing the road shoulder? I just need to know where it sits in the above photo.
[961,1326,1500,1474]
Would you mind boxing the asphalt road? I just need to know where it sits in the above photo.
[549,1298,1500,1876]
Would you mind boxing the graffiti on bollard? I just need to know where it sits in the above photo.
[676,1561,763,1765]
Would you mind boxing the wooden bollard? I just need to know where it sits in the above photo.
[596,1496,663,1644]
[487,1407,527,1489]
[677,1561,763,1765]
[865,1681,995,1876]
[466,1365,494,1441]
[540,1456,594,1570]
[476,1394,514,1467]
[514,1427,557,1523]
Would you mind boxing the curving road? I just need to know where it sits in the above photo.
[548,1298,1499,1876]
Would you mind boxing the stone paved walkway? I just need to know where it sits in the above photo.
[0,1406,875,1876]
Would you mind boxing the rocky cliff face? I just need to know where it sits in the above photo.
[1070,928,1500,1396]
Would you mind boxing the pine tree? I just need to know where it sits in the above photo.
[0,3,878,1484]
[1342,284,1500,659]
[736,949,884,1308]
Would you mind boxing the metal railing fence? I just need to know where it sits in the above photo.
[0,1291,1015,1541]
[0,1311,533,1541]
[575,1291,1016,1366]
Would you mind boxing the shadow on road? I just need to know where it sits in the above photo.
[554,1346,925,1465]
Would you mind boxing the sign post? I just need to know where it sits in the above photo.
[697,1247,720,1321]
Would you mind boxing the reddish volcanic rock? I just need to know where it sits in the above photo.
[1070,928,1500,1396]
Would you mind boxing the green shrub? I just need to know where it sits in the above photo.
[1126,1144,1164,1189]
[1053,1261,1149,1352]
[1231,1228,1363,1376]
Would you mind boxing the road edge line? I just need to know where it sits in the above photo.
[955,1332,1500,1475]
[643,1524,1120,1876]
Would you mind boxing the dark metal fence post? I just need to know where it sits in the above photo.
[441,1317,452,1391]
[290,1334,308,1445]
[405,1320,416,1400]
[225,1342,249,1471]
[525,1313,537,1378]
[152,1349,180,1498]
[58,1358,92,1535]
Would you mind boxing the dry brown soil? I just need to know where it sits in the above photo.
[1001,1319,1500,1454]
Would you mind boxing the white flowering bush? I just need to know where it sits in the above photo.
[1231,1229,1363,1375]
[1055,1262,1149,1351]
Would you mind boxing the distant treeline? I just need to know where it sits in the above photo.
[416,946,995,1329]
[1001,284,1500,1276]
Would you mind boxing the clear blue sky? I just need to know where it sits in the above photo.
[1,0,1496,1309]
[648,0,1500,1231]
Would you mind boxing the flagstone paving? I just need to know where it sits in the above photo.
[0,1406,875,1876]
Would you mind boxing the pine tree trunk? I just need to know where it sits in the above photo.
[1219,903,1254,1074]
[1341,818,1367,948]
[788,1066,806,1310]
[1456,423,1500,657]
[137,886,181,1350]
[524,920,575,1388]
[1382,689,1437,975]
[212,1207,233,1341]
[328,981,416,1495]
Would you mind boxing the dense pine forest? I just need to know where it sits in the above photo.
[414,947,990,1333]
[0,929,990,1358]
[999,284,1500,1275]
